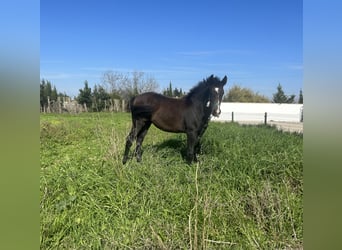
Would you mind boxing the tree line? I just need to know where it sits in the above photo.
[40,71,160,112]
[40,71,303,112]
[40,79,69,111]
[161,82,303,104]
[223,83,303,104]
[162,81,185,98]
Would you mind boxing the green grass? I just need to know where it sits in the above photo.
[40,112,303,249]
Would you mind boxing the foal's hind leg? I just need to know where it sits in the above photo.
[122,126,135,164]
[135,120,151,162]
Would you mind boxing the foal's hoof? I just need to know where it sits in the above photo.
[186,158,194,165]
[186,154,198,164]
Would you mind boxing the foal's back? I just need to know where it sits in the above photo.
[131,92,188,133]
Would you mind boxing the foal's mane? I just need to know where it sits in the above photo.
[184,75,217,101]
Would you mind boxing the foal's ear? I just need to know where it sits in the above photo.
[221,75,228,85]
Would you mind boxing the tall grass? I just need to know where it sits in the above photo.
[40,113,303,249]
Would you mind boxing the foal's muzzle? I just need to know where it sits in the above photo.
[212,109,221,117]
[212,103,221,117]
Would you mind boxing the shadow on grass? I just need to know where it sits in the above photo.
[151,137,218,161]
[152,138,187,159]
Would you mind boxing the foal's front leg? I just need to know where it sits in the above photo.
[195,120,209,154]
[186,131,198,164]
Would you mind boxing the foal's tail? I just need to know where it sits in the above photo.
[129,97,153,120]
[131,105,153,119]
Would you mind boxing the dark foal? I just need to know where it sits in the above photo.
[122,74,227,164]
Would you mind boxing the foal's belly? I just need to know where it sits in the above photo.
[151,113,185,133]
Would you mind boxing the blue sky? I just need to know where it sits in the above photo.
[40,0,302,99]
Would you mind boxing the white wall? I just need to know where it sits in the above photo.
[212,102,304,122]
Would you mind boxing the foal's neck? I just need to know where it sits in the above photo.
[189,89,212,119]
[188,86,209,102]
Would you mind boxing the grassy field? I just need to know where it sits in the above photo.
[40,112,303,249]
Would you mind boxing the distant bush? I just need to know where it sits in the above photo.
[223,85,270,102]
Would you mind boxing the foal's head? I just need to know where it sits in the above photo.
[206,75,228,117]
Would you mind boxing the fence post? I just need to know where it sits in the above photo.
[264,112,267,125]
[122,99,126,112]
[231,111,234,122]
[300,107,304,122]
[113,99,119,112]
[47,96,51,113]
[57,96,62,113]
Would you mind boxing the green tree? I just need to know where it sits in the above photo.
[163,81,173,97]
[77,80,92,108]
[51,86,58,101]
[40,79,47,109]
[173,87,184,98]
[40,79,62,109]
[40,79,69,112]
[272,83,295,103]
[44,80,52,101]
[298,89,303,104]
[168,82,173,96]
[92,84,110,111]
[162,82,185,97]
[223,85,270,103]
